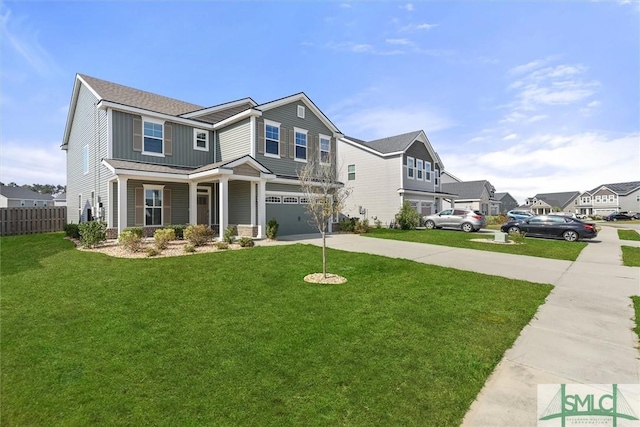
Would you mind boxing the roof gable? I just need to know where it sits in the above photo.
[257,93,341,136]
[588,181,640,196]
[442,180,495,200]
[533,191,580,208]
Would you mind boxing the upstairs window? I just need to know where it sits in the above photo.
[143,120,163,154]
[295,128,307,161]
[194,129,209,151]
[407,157,415,179]
[416,159,424,180]
[265,121,280,157]
[435,170,440,186]
[297,105,305,118]
[319,135,330,164]
[348,164,355,180]
[425,162,432,181]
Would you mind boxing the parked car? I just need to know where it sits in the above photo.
[604,212,632,221]
[550,212,577,218]
[500,215,598,242]
[424,209,486,232]
[506,210,533,221]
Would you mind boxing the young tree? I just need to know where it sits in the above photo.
[298,158,351,279]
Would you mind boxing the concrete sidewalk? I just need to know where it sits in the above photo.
[267,226,640,426]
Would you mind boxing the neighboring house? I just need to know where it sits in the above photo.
[523,191,581,215]
[576,181,640,216]
[494,192,518,214]
[441,180,500,215]
[337,131,453,224]
[0,185,54,207]
[61,74,343,237]
[440,170,462,184]
[53,192,67,206]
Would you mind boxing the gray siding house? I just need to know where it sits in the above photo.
[337,131,453,225]
[441,180,499,215]
[522,191,581,215]
[494,192,518,214]
[0,185,54,208]
[61,74,342,237]
[576,181,640,216]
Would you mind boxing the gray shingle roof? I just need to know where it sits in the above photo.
[79,74,205,116]
[589,181,640,195]
[0,186,54,200]
[347,130,423,154]
[441,180,494,200]
[103,156,272,176]
[494,192,508,200]
[533,191,580,208]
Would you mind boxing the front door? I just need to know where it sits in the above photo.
[197,195,209,225]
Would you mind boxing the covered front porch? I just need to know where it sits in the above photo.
[103,156,275,239]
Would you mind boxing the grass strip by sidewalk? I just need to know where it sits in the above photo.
[618,229,640,241]
[621,245,640,267]
[632,297,640,339]
[364,228,585,261]
[1,233,551,427]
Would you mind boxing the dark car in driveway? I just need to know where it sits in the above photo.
[604,212,633,221]
[500,215,598,242]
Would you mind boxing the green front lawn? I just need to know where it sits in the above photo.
[1,233,552,426]
[618,229,640,241]
[364,228,586,261]
[621,246,640,267]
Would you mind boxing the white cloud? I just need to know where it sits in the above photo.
[401,3,414,12]
[326,41,404,55]
[528,114,547,123]
[0,140,66,185]
[386,38,412,45]
[400,23,438,31]
[502,133,518,141]
[340,3,352,8]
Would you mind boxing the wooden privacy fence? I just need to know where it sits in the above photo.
[0,207,67,236]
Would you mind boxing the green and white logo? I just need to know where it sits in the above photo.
[538,384,640,427]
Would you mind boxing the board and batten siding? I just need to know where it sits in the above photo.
[111,110,214,167]
[338,140,402,225]
[126,181,189,227]
[216,119,252,163]
[402,140,439,192]
[66,83,114,224]
[255,102,336,177]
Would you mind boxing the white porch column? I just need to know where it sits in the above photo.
[250,182,256,229]
[117,177,128,235]
[218,178,229,241]
[189,182,198,225]
[257,180,266,238]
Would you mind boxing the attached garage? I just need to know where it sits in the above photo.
[265,194,317,236]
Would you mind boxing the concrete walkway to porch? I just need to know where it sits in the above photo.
[259,225,640,426]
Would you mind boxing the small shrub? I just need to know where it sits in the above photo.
[123,227,143,238]
[118,229,143,253]
[167,224,185,239]
[487,215,509,226]
[354,218,371,234]
[154,228,175,250]
[238,236,255,247]
[266,218,279,240]
[214,241,229,250]
[146,247,160,257]
[184,224,214,247]
[339,217,357,232]
[395,201,421,230]
[64,223,80,239]
[374,219,383,229]
[184,244,196,253]
[78,221,107,248]
[508,230,527,244]
[223,226,236,244]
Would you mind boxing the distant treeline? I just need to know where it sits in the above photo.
[0,182,66,195]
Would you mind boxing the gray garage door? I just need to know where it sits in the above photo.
[266,198,317,236]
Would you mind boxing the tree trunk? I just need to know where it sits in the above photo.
[322,230,327,279]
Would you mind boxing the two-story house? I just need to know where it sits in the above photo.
[521,191,581,215]
[61,74,342,237]
[576,181,640,216]
[441,180,500,215]
[337,130,454,225]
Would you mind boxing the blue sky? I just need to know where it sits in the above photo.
[1,0,638,203]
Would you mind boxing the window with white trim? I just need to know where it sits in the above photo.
[297,105,305,118]
[144,185,163,226]
[434,170,440,186]
[608,195,615,202]
[425,162,431,181]
[416,159,424,180]
[581,196,591,204]
[348,164,355,181]
[283,196,299,204]
[83,145,89,174]
[265,121,280,157]
[266,196,282,204]
[194,129,209,151]
[300,197,310,204]
[143,120,164,154]
[407,157,415,179]
[295,128,307,161]
[319,135,330,164]
[595,195,601,203]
